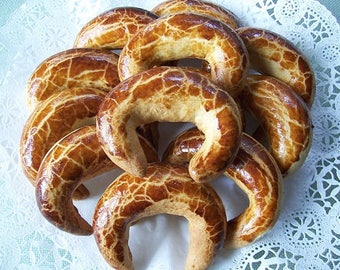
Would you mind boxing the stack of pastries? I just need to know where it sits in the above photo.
[20,1,314,269]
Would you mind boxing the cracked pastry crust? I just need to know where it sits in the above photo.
[96,66,242,183]
[26,48,120,109]
[74,7,158,49]
[163,128,282,248]
[118,13,249,97]
[93,163,227,270]
[36,125,158,235]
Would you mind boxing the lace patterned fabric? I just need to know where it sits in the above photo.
[0,0,339,269]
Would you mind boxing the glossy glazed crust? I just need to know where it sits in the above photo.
[242,75,313,175]
[152,0,241,29]
[74,7,158,49]
[238,27,315,107]
[93,163,227,270]
[163,128,282,248]
[20,87,106,185]
[35,125,159,235]
[26,48,120,109]
[36,126,115,235]
[96,66,242,183]
[118,13,249,97]
[225,133,282,247]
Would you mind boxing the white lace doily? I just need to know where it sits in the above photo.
[0,0,339,269]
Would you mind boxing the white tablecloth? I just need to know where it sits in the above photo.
[0,0,339,269]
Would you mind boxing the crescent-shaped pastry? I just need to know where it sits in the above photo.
[93,163,227,270]
[74,7,158,49]
[163,128,282,248]
[20,87,106,186]
[35,125,158,235]
[26,48,120,109]
[152,0,240,30]
[241,75,313,175]
[118,13,249,97]
[96,66,242,183]
[237,27,315,107]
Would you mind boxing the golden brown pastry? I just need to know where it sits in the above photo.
[74,7,158,49]
[152,0,240,30]
[36,125,158,235]
[241,75,313,175]
[93,163,227,270]
[20,87,106,187]
[237,27,315,107]
[26,48,120,109]
[96,66,242,183]
[163,128,282,248]
[19,2,316,268]
[118,13,249,97]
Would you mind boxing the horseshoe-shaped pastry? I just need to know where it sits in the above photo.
[35,125,158,235]
[241,75,313,175]
[93,163,227,270]
[74,7,158,49]
[237,27,315,107]
[20,87,106,187]
[163,127,282,248]
[96,66,242,183]
[26,48,120,109]
[118,13,249,97]
[152,0,240,30]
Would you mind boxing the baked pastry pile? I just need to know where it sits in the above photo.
[20,0,314,269]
